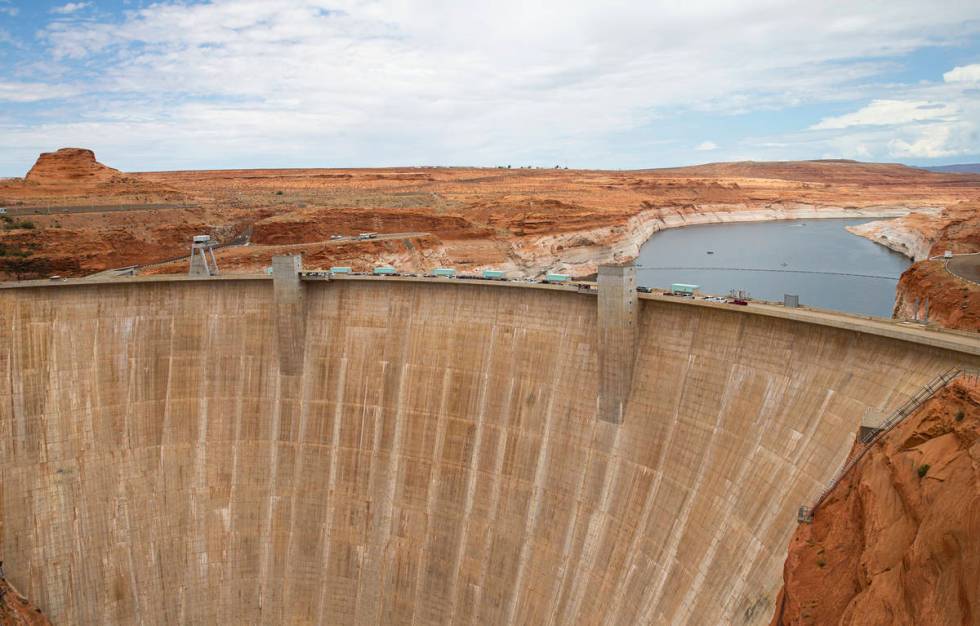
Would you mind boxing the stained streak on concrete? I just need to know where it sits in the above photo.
[1,277,979,625]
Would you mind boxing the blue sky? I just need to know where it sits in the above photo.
[1,0,979,175]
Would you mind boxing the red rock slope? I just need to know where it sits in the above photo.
[771,377,980,625]
[0,577,51,626]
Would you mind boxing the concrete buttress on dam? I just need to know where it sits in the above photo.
[1,265,979,625]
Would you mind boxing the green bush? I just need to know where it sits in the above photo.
[917,464,930,478]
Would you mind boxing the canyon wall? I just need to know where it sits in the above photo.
[772,377,980,625]
[2,277,978,625]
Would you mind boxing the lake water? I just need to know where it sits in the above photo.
[636,218,911,318]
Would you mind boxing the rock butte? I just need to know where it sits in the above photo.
[2,272,979,625]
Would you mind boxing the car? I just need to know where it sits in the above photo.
[636,286,652,293]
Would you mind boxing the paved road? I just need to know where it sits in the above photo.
[947,255,980,284]
[3,203,191,216]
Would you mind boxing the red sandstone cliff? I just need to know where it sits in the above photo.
[772,378,980,625]
[892,260,980,331]
[0,577,50,626]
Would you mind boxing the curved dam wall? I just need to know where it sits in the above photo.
[1,277,977,625]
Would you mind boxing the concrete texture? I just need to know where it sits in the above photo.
[2,277,979,625]
[597,265,637,424]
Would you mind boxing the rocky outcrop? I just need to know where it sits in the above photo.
[846,217,936,262]
[847,201,979,262]
[892,260,980,331]
[0,577,51,626]
[24,148,124,186]
[848,201,980,330]
[772,378,980,625]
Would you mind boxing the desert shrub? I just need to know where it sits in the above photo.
[917,464,930,478]
[816,558,826,568]
[275,190,284,195]
[955,410,965,422]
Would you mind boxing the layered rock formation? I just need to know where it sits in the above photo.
[24,148,124,186]
[772,377,980,625]
[850,201,980,331]
[2,150,979,280]
[893,260,980,331]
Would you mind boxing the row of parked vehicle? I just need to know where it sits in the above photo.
[297,268,749,306]
[299,266,579,283]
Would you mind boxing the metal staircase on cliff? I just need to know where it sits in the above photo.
[797,367,964,524]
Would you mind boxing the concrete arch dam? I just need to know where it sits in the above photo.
[2,275,978,625]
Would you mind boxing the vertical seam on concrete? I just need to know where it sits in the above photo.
[107,304,143,621]
[443,324,498,624]
[373,336,410,624]
[602,358,694,623]
[408,367,453,626]
[354,293,414,626]
[468,331,520,621]
[256,359,284,617]
[160,297,176,463]
[639,362,740,623]
[503,323,569,625]
[280,300,317,612]
[712,374,791,620]
[673,364,760,620]
[224,318,248,620]
[616,334,696,624]
[716,374,836,621]
[556,420,625,623]
[542,356,602,626]
[313,355,347,625]
[185,309,215,623]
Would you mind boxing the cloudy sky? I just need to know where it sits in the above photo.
[1,0,979,174]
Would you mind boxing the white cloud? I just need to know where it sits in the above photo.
[944,63,980,83]
[0,6,18,16]
[0,0,977,172]
[0,81,79,102]
[810,99,958,130]
[888,125,961,158]
[695,141,718,151]
[749,74,980,163]
[50,2,91,15]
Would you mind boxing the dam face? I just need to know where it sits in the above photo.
[1,277,976,625]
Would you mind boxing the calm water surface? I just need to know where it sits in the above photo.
[636,218,910,317]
